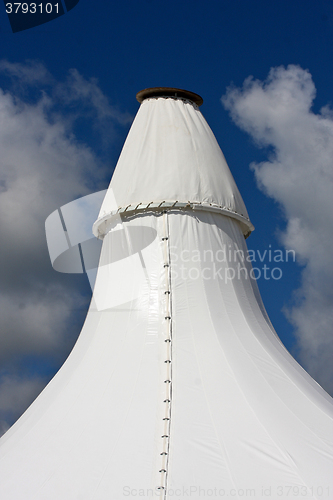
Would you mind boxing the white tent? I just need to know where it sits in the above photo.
[0,88,332,500]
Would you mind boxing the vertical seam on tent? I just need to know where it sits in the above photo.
[157,211,173,498]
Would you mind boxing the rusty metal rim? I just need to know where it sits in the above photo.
[136,87,203,106]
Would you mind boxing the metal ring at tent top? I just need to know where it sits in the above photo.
[136,87,203,107]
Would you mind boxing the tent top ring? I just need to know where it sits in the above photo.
[136,87,204,106]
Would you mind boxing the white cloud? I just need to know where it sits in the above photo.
[55,68,132,126]
[222,65,333,395]
[0,375,47,436]
[0,61,129,434]
[0,59,53,85]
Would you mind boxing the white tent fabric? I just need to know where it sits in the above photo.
[95,97,254,239]
[0,93,332,500]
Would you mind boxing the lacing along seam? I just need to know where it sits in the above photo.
[157,212,173,499]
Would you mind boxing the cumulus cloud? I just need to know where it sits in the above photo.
[55,68,132,126]
[0,375,47,436]
[0,59,132,151]
[0,59,53,85]
[0,60,129,434]
[222,65,333,394]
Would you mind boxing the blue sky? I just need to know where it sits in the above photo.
[0,0,332,433]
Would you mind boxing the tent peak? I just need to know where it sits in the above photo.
[136,87,203,106]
